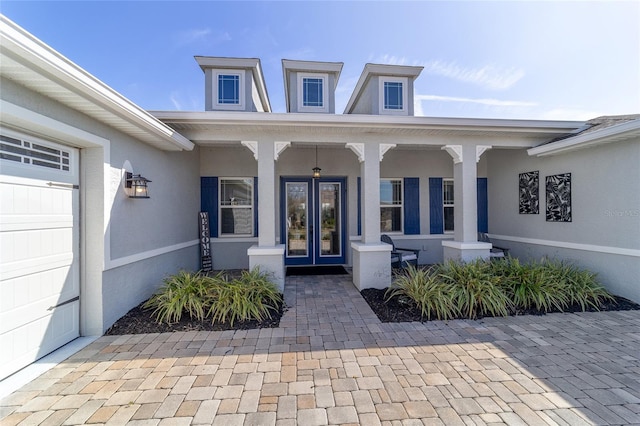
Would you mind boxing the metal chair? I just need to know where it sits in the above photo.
[381,234,420,268]
[478,232,510,258]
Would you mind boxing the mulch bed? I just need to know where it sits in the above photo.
[105,301,284,335]
[361,288,640,322]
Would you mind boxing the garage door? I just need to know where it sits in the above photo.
[0,131,80,380]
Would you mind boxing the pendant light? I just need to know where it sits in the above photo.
[312,145,321,178]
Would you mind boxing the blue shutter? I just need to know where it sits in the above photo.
[403,178,420,235]
[429,177,443,234]
[254,177,258,237]
[357,177,361,236]
[201,177,218,238]
[477,178,488,233]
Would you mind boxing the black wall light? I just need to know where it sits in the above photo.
[125,172,152,198]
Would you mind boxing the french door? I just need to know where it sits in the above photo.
[281,177,346,265]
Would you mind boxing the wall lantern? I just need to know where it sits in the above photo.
[312,145,321,179]
[125,172,152,198]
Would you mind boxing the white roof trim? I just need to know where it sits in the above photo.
[0,15,194,152]
[528,118,640,157]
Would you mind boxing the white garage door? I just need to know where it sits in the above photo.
[0,131,80,380]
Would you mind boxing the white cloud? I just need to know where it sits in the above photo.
[416,94,536,107]
[172,28,231,48]
[538,108,604,121]
[169,92,182,110]
[372,55,525,90]
[423,61,525,90]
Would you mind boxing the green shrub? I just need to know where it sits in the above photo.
[386,264,458,320]
[207,268,283,326]
[143,270,211,324]
[494,258,568,312]
[542,260,614,311]
[438,260,511,319]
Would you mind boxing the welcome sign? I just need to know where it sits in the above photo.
[199,212,212,271]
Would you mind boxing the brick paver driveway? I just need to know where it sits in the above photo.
[1,274,639,425]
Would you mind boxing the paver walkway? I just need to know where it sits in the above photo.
[1,274,640,425]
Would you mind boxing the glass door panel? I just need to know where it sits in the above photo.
[318,182,341,257]
[285,182,309,258]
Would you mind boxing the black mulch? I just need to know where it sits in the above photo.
[361,288,640,323]
[105,301,284,335]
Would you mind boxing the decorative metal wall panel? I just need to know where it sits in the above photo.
[519,171,539,214]
[546,173,572,222]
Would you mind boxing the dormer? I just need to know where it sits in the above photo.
[344,63,423,116]
[282,59,343,113]
[196,56,271,112]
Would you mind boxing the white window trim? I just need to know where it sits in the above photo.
[379,76,408,115]
[214,70,245,110]
[380,178,403,234]
[297,72,329,113]
[219,177,254,237]
[443,178,454,233]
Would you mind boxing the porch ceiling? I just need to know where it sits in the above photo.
[152,111,585,148]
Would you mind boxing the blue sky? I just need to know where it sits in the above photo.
[2,1,638,120]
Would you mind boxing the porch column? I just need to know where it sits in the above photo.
[441,144,492,262]
[347,142,392,290]
[245,140,286,291]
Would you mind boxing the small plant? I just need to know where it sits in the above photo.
[386,264,458,320]
[207,268,283,326]
[438,260,511,319]
[143,270,211,324]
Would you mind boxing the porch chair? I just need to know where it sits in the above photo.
[478,232,510,258]
[381,234,421,269]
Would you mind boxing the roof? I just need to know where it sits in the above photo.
[529,114,640,157]
[0,15,193,151]
[344,63,424,114]
[195,56,271,113]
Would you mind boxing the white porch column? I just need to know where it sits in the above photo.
[441,144,492,262]
[244,140,286,291]
[347,142,392,290]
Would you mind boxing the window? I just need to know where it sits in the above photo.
[303,77,323,107]
[219,178,253,236]
[379,77,408,114]
[380,179,403,233]
[218,74,240,104]
[297,73,328,112]
[443,179,454,232]
[384,81,403,110]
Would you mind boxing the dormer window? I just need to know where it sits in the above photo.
[298,73,328,112]
[214,70,244,109]
[379,77,408,114]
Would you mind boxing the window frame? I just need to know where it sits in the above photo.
[443,178,454,233]
[297,72,329,113]
[214,70,245,110]
[218,177,254,237]
[379,76,408,115]
[380,178,404,234]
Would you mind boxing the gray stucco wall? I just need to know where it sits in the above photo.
[2,77,201,332]
[486,141,640,302]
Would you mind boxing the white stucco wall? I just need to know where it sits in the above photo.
[486,141,640,302]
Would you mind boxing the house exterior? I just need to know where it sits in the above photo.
[1,15,638,381]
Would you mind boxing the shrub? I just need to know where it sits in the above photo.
[438,260,511,319]
[207,268,283,326]
[542,260,614,311]
[386,264,458,320]
[143,270,211,324]
[493,258,568,312]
